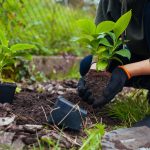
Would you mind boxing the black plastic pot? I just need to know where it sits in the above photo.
[48,96,87,131]
[0,82,17,104]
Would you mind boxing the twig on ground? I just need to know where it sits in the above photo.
[52,125,81,146]
[46,99,55,104]
[49,107,60,125]
[41,106,48,122]
[10,112,37,123]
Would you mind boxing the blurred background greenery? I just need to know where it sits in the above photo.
[0,0,97,56]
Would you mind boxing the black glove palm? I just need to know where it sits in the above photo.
[93,67,128,108]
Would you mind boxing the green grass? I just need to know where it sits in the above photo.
[79,124,105,150]
[106,90,150,127]
[31,123,105,150]
[32,130,62,150]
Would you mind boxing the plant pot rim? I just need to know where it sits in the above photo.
[0,82,17,87]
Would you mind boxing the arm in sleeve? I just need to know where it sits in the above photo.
[95,0,114,25]
[95,0,108,25]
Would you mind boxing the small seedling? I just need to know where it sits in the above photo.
[74,10,132,71]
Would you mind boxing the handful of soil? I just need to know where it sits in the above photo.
[85,70,111,100]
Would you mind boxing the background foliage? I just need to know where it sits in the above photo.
[0,0,95,56]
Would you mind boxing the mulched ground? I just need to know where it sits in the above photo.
[0,70,122,149]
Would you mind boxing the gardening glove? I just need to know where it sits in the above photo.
[79,55,93,77]
[77,55,95,104]
[93,66,131,108]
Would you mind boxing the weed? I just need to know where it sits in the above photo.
[32,132,62,150]
[79,123,105,150]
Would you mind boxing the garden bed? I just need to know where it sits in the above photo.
[0,69,149,149]
[0,70,124,149]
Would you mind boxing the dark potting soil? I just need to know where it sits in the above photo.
[11,70,120,129]
[85,70,111,100]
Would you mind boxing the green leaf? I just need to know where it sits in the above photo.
[90,39,100,49]
[0,29,8,47]
[10,44,35,52]
[79,124,105,150]
[71,37,91,44]
[115,49,131,59]
[107,32,116,44]
[15,87,22,94]
[115,39,122,50]
[2,59,15,66]
[110,57,123,65]
[96,33,106,39]
[95,46,106,55]
[96,21,115,33]
[23,54,33,60]
[76,19,96,35]
[96,60,108,71]
[2,46,11,53]
[101,51,111,59]
[99,38,113,47]
[14,54,33,61]
[114,10,132,38]
[3,66,14,72]
[1,78,15,83]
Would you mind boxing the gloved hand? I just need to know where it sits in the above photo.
[79,55,93,77]
[77,55,95,104]
[77,77,95,104]
[77,54,131,108]
[93,66,130,108]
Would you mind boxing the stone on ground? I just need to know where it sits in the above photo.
[102,126,150,150]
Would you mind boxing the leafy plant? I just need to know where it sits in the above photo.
[0,29,35,82]
[106,90,150,127]
[79,123,105,150]
[75,10,132,71]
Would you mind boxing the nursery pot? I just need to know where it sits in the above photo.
[48,96,87,131]
[0,82,17,104]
